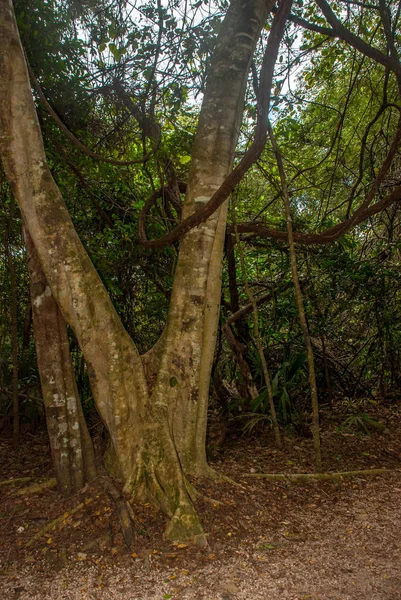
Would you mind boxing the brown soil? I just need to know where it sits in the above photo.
[1,406,401,600]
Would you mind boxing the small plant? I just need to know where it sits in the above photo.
[239,412,272,435]
[340,412,384,434]
[249,348,307,424]
[232,349,307,434]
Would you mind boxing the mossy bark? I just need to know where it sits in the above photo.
[0,0,203,541]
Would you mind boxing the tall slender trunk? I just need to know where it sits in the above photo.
[225,234,258,401]
[150,0,273,475]
[268,123,322,471]
[24,228,97,496]
[5,195,19,446]
[232,198,282,446]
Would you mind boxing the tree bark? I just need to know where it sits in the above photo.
[0,0,203,542]
[0,0,278,540]
[24,228,97,496]
[222,322,259,401]
[150,0,273,475]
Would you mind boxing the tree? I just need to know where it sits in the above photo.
[24,228,97,496]
[2,0,401,543]
[0,0,292,542]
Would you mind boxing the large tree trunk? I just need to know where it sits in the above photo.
[0,0,273,540]
[150,0,272,475]
[24,228,97,496]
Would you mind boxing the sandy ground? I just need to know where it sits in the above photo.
[1,418,401,599]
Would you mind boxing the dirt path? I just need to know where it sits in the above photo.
[1,413,401,599]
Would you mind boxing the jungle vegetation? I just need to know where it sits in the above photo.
[1,0,400,543]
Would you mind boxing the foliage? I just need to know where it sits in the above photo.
[251,348,307,424]
[2,0,401,434]
[340,412,384,435]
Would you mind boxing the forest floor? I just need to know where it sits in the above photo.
[1,403,401,600]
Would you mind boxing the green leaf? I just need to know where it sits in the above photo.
[169,376,178,388]
[108,42,126,61]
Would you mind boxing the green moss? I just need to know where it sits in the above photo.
[164,503,206,544]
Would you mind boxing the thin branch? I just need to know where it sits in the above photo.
[137,0,293,248]
[27,62,160,166]
[232,193,282,447]
[231,116,401,244]
[316,0,401,77]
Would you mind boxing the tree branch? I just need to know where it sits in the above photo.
[231,116,401,244]
[137,0,293,248]
[27,62,160,166]
[315,0,401,76]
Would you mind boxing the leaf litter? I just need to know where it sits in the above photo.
[0,405,401,599]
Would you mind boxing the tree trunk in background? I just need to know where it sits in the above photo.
[225,234,258,401]
[24,228,97,496]
[222,322,259,401]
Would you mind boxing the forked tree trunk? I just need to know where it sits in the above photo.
[0,0,273,540]
[0,0,202,542]
[24,228,97,496]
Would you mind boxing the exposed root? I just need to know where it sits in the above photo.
[183,477,199,502]
[190,463,243,487]
[243,468,390,481]
[214,472,245,488]
[164,501,206,545]
[199,465,244,488]
[184,477,223,506]
[0,477,31,487]
[15,478,57,496]
[124,461,206,545]
[99,473,136,549]
[25,498,93,547]
[82,534,110,552]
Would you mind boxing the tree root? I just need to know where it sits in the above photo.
[82,534,110,552]
[164,502,207,546]
[15,478,57,495]
[25,498,93,547]
[0,477,31,487]
[191,464,244,488]
[183,478,223,506]
[99,473,135,549]
[243,468,390,481]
